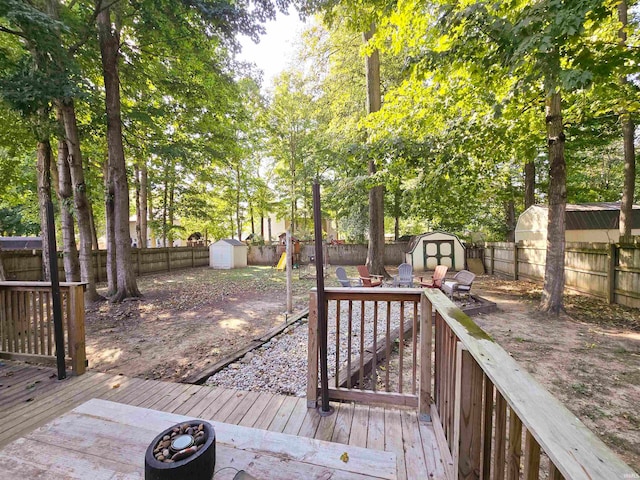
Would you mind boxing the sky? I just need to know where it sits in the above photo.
[238,9,307,89]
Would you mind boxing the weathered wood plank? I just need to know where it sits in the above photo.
[268,395,299,433]
[282,397,308,435]
[349,404,369,447]
[367,405,385,451]
[332,401,355,444]
[400,409,428,479]
[384,408,407,480]
[252,393,285,430]
[238,391,273,427]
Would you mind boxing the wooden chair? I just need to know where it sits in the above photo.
[335,267,362,287]
[392,263,414,287]
[418,265,449,289]
[356,265,383,287]
[441,269,476,299]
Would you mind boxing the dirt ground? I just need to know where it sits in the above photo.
[84,267,639,472]
[85,266,317,382]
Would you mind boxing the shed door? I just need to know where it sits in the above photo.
[423,240,455,269]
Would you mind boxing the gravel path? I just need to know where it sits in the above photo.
[205,301,413,396]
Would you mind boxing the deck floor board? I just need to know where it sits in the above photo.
[0,362,446,479]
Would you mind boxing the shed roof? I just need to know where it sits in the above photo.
[213,238,245,246]
[531,203,640,230]
[406,231,465,253]
[0,236,42,250]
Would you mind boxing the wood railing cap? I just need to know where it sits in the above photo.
[0,281,88,288]
[423,288,636,479]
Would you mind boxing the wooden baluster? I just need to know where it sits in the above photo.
[38,291,45,355]
[335,300,340,389]
[19,291,26,353]
[507,409,523,480]
[347,301,353,389]
[359,300,365,389]
[482,375,494,479]
[372,301,378,392]
[399,300,404,394]
[30,291,37,354]
[493,390,507,480]
[434,313,442,411]
[548,461,564,480]
[45,292,52,355]
[411,301,418,395]
[385,301,391,392]
[453,342,483,480]
[523,429,540,480]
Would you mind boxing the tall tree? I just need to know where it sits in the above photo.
[97,2,140,301]
[617,0,636,238]
[363,25,388,277]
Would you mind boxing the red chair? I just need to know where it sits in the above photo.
[418,265,448,288]
[357,265,383,287]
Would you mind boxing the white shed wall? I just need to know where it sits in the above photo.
[405,232,466,271]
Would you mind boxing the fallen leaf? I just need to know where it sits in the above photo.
[340,452,349,463]
[112,383,120,389]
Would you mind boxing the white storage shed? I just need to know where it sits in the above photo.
[209,239,248,269]
[515,202,640,243]
[405,231,466,272]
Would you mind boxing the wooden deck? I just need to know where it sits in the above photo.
[0,361,450,480]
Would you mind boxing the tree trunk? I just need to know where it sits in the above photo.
[103,159,117,295]
[148,186,155,248]
[524,161,536,209]
[168,180,175,247]
[59,100,101,301]
[88,198,99,250]
[505,199,516,242]
[540,90,566,314]
[55,119,80,282]
[36,135,53,281]
[618,0,636,239]
[98,4,140,301]
[134,159,148,248]
[134,162,142,249]
[236,164,242,240]
[363,25,388,278]
[162,172,168,247]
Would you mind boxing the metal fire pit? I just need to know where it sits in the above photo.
[145,421,216,480]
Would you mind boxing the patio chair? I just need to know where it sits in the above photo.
[392,263,414,287]
[418,265,449,289]
[335,267,362,287]
[441,269,476,299]
[356,265,383,287]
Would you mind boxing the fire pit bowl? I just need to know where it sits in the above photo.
[144,420,215,480]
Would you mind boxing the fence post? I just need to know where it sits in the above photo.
[167,248,172,272]
[453,342,483,480]
[419,294,433,421]
[607,243,617,304]
[513,243,519,280]
[67,284,86,375]
[490,246,495,275]
[306,291,319,408]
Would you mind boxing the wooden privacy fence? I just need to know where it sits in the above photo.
[1,247,210,282]
[307,288,635,479]
[0,282,86,375]
[484,240,640,309]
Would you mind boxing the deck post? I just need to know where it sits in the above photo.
[67,284,87,375]
[306,291,319,408]
[453,342,483,480]
[419,293,432,421]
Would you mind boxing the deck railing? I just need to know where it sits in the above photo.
[307,287,636,480]
[0,281,86,375]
